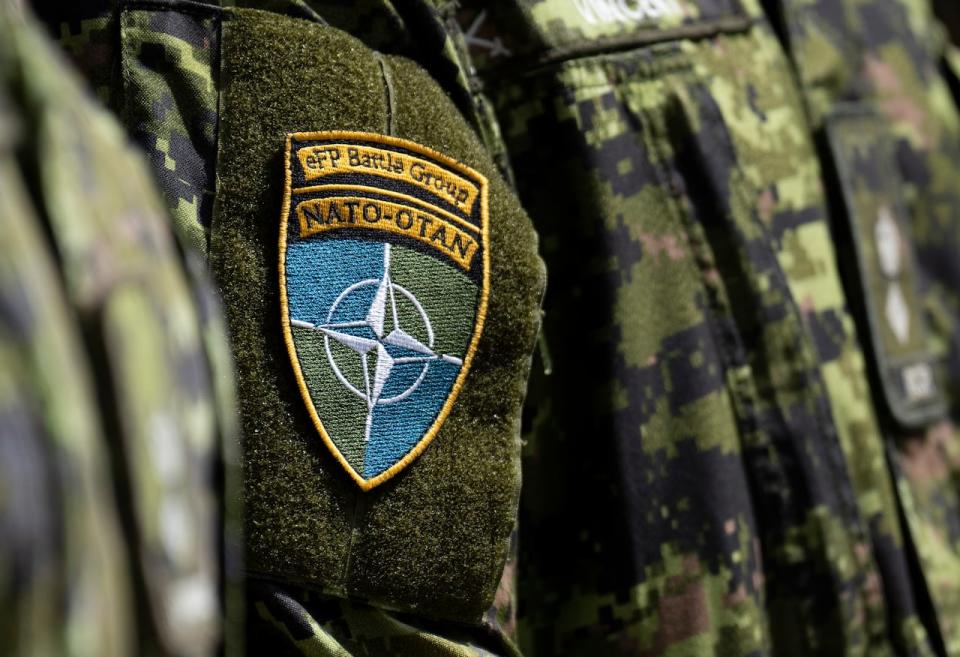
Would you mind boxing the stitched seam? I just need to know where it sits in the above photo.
[495,46,694,94]
[210,9,229,254]
[639,100,766,456]
[730,164,865,533]
[374,54,397,138]
[633,73,814,651]
[339,490,365,600]
[709,120,819,657]
[624,76,774,606]
[208,10,222,253]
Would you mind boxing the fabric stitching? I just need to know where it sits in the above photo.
[374,52,397,138]
[634,81,772,515]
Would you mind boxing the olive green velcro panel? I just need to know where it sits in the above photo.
[214,8,545,623]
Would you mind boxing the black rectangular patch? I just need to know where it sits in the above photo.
[824,106,946,429]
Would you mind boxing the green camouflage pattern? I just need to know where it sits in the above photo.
[767,0,960,651]
[119,2,223,255]
[0,16,133,653]
[461,0,960,654]
[457,0,753,72]
[34,1,116,106]
[35,1,223,255]
[33,0,960,655]
[2,2,240,656]
[0,137,134,657]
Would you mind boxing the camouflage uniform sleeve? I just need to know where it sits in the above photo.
[463,3,779,654]
[1,2,241,656]
[0,72,133,657]
[39,1,545,655]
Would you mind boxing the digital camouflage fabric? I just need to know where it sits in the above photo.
[458,0,960,654]
[32,0,960,656]
[766,0,960,651]
[0,2,241,656]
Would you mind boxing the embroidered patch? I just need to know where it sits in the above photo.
[824,108,945,428]
[279,132,490,490]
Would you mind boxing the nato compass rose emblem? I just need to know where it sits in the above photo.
[278,132,490,490]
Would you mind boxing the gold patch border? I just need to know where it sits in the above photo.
[278,130,491,491]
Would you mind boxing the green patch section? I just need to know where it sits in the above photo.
[292,326,368,471]
[391,246,478,358]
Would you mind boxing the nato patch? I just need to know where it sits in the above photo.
[279,132,490,489]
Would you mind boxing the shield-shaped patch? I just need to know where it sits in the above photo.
[279,131,490,490]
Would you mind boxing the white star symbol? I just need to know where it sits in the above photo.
[291,244,462,441]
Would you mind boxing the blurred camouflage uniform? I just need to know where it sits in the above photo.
[0,2,240,656]
[33,0,960,656]
[458,0,960,654]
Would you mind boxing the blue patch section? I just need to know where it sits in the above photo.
[363,360,461,478]
[286,239,383,327]
[378,358,428,400]
[286,236,466,481]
